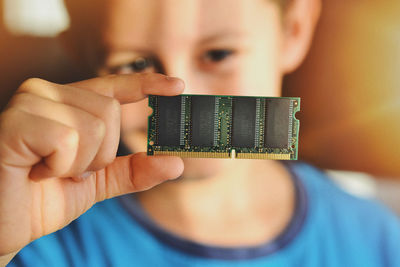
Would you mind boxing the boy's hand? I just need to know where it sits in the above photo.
[0,74,184,259]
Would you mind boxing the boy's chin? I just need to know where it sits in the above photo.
[181,158,231,180]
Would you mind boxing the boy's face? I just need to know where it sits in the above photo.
[91,0,290,178]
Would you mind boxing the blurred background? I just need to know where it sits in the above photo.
[0,0,399,214]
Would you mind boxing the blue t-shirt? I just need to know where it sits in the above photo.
[9,162,400,267]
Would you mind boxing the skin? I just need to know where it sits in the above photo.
[0,0,320,265]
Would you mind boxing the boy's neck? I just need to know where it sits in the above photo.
[136,159,296,247]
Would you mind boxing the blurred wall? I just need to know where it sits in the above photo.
[283,0,400,177]
[0,0,84,110]
[0,36,84,109]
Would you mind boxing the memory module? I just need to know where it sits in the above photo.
[147,94,300,160]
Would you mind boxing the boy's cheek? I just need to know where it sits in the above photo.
[120,99,149,133]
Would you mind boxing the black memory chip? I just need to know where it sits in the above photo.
[157,96,181,146]
[191,95,215,146]
[231,97,257,147]
[264,99,291,148]
[148,95,300,160]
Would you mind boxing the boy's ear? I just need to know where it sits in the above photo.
[280,0,321,74]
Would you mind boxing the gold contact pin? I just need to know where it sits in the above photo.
[236,153,291,160]
[153,151,291,160]
[154,151,230,158]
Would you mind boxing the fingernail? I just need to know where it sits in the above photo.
[166,76,184,87]
[169,174,182,181]
[78,171,94,179]
[165,76,176,81]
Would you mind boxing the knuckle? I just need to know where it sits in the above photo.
[102,97,121,119]
[59,128,79,150]
[18,78,47,93]
[89,118,106,140]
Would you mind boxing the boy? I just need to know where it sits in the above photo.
[1,0,400,266]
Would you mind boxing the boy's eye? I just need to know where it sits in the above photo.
[112,57,155,74]
[204,49,234,63]
[130,57,154,72]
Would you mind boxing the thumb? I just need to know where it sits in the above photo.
[93,153,184,202]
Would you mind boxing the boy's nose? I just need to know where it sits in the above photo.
[162,60,207,95]
[164,73,196,95]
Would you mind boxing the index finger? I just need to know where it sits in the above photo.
[68,73,185,104]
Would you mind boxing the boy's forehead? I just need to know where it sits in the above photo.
[100,0,276,50]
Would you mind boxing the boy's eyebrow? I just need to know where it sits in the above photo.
[197,31,247,45]
[104,31,247,54]
[105,44,151,54]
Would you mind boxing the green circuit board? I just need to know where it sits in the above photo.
[147,94,300,160]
